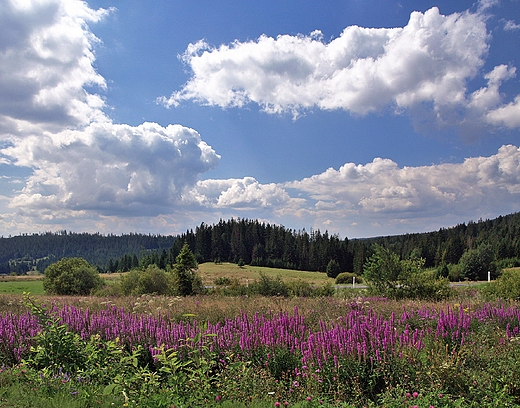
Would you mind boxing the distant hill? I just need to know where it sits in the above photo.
[0,231,176,274]
[1,212,520,275]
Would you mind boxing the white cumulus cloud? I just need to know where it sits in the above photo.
[0,0,110,135]
[2,122,220,217]
[163,8,485,116]
[162,6,520,133]
[0,0,221,226]
[284,145,520,226]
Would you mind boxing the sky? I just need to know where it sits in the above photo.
[0,0,519,239]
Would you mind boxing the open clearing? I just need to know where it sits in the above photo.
[197,262,334,286]
[0,278,45,295]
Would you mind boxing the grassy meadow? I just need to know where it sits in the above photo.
[1,267,520,407]
[198,262,335,286]
[0,275,45,295]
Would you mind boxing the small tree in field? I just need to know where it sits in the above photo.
[363,245,402,298]
[44,257,104,295]
[326,259,341,278]
[173,242,202,296]
[363,245,451,300]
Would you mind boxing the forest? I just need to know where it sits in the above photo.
[1,212,520,277]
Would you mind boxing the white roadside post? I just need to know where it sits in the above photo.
[488,271,491,282]
[353,276,356,289]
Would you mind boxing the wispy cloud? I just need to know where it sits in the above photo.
[504,19,520,31]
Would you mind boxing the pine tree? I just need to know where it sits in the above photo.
[173,242,199,296]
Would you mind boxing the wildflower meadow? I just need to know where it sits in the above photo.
[0,291,520,407]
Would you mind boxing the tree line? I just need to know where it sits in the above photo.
[1,212,520,276]
[0,231,175,274]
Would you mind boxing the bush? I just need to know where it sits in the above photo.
[363,245,452,300]
[120,265,173,296]
[494,257,520,269]
[447,263,464,281]
[401,269,452,301]
[482,269,520,301]
[458,244,497,281]
[250,272,289,297]
[43,257,104,296]
[335,272,363,285]
[287,279,315,297]
[214,276,232,286]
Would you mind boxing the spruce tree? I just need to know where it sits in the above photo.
[173,242,199,296]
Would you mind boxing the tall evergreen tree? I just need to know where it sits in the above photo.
[173,242,199,296]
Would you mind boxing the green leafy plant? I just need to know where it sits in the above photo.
[43,257,104,295]
[23,294,87,374]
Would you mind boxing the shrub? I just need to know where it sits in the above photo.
[482,269,520,301]
[448,263,464,281]
[250,272,289,297]
[214,276,232,286]
[458,244,497,281]
[335,272,363,285]
[287,279,315,297]
[494,257,520,269]
[364,245,452,300]
[43,257,104,296]
[120,265,173,296]
[401,269,452,301]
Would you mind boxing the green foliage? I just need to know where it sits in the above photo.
[363,245,402,298]
[214,276,233,286]
[335,272,363,285]
[482,269,520,301]
[363,245,451,300]
[120,265,172,296]
[458,244,497,281]
[494,257,520,269]
[286,279,315,297]
[172,242,202,296]
[23,295,87,374]
[43,257,104,295]
[6,294,520,406]
[401,269,452,301]
[250,272,289,297]
[326,259,341,278]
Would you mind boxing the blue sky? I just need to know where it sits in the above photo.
[0,0,519,238]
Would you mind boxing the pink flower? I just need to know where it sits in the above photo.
[274,402,281,408]
[413,392,419,398]
[215,395,222,402]
[306,396,312,402]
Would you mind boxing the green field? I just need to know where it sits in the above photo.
[0,279,45,295]
[198,262,334,286]
[0,264,333,296]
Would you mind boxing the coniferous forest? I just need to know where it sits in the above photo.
[1,212,520,276]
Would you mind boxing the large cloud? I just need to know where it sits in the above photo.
[0,0,220,224]
[170,144,520,237]
[280,144,520,234]
[162,7,520,131]
[1,122,220,217]
[0,0,109,135]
